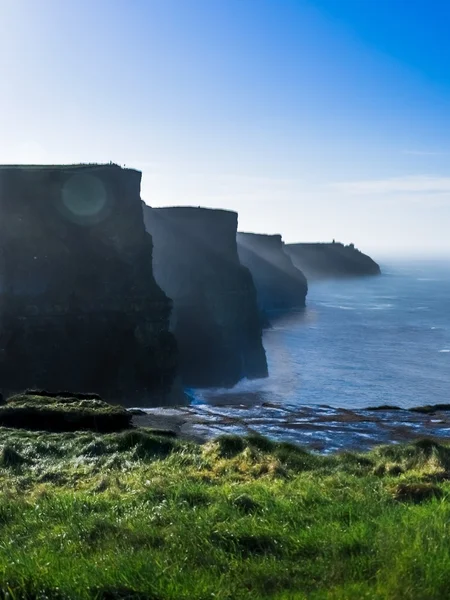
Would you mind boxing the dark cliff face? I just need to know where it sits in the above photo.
[143,205,268,388]
[237,233,308,316]
[285,242,381,280]
[0,164,178,403]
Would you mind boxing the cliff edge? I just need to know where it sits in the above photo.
[0,164,178,403]
[237,233,308,317]
[285,242,381,280]
[143,205,268,388]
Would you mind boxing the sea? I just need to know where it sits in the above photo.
[192,259,450,411]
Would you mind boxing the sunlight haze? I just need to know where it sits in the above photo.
[1,0,450,255]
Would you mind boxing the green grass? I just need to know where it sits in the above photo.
[0,393,131,433]
[0,431,449,598]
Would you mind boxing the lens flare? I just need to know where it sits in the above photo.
[60,173,108,224]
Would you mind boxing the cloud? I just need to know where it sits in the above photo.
[330,175,450,195]
[403,150,445,156]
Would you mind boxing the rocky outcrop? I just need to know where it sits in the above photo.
[0,164,178,403]
[237,233,307,316]
[285,242,381,280]
[143,206,268,388]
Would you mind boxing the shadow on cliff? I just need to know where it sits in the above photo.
[237,233,308,325]
[143,206,268,389]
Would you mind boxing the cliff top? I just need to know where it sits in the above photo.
[147,205,238,219]
[237,232,284,251]
[0,163,140,175]
[287,241,357,249]
[238,232,282,240]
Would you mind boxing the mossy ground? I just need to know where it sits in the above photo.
[0,393,131,432]
[0,430,449,598]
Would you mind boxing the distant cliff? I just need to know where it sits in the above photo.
[143,206,268,388]
[237,233,308,316]
[0,164,178,403]
[285,242,381,280]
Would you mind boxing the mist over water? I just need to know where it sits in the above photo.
[193,259,450,410]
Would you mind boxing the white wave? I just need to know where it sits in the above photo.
[319,303,356,310]
[367,303,394,310]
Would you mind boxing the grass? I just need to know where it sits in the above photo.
[0,430,449,598]
[0,392,131,433]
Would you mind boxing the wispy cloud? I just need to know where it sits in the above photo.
[331,175,450,195]
[403,150,445,156]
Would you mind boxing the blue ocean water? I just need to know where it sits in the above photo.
[194,260,450,410]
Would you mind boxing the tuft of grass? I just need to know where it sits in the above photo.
[115,429,177,458]
[232,493,262,514]
[392,482,443,503]
[216,434,246,457]
[0,445,27,468]
[93,586,160,600]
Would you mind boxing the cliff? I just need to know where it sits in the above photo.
[0,164,178,403]
[143,206,268,388]
[285,242,381,280]
[237,233,308,315]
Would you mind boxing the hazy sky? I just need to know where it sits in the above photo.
[1,0,450,255]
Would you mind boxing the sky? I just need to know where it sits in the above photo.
[1,0,450,256]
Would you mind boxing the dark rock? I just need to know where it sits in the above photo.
[410,404,450,414]
[285,241,381,280]
[237,232,307,316]
[143,206,268,388]
[0,164,178,404]
[127,408,147,415]
[366,405,402,411]
[0,392,132,432]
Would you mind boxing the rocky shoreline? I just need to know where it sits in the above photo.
[132,399,450,454]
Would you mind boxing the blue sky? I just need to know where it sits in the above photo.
[1,0,450,255]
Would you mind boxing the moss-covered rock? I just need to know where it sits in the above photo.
[0,392,132,432]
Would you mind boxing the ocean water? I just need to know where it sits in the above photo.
[193,259,450,410]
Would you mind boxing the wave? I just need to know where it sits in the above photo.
[319,303,355,310]
[367,303,394,310]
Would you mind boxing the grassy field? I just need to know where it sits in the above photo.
[0,429,449,599]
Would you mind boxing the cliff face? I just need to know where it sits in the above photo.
[237,233,308,315]
[143,206,268,388]
[285,242,381,280]
[0,164,178,403]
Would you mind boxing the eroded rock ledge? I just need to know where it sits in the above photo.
[0,164,178,403]
[143,206,268,388]
[133,398,450,454]
[285,241,381,280]
[237,232,307,317]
